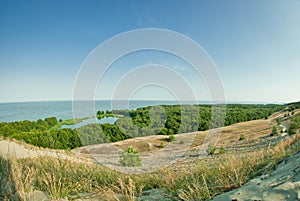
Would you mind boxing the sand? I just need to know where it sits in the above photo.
[212,151,300,201]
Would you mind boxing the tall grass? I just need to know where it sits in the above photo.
[0,133,299,200]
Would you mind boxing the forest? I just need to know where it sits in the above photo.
[0,104,285,150]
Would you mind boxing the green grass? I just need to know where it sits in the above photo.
[1,133,299,200]
[97,114,124,119]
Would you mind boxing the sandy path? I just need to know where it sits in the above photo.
[0,139,90,164]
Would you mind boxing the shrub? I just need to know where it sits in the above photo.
[119,146,142,167]
[270,126,278,136]
[167,134,175,142]
[179,140,185,144]
[276,118,281,125]
[218,147,226,154]
[288,117,300,135]
[206,143,216,155]
[158,142,165,148]
[239,135,245,141]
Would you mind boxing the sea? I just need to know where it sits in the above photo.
[0,100,273,123]
[0,100,196,122]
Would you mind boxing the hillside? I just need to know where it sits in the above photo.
[0,106,299,200]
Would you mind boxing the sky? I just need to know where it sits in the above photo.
[0,0,299,103]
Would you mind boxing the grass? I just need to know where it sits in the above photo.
[0,133,299,200]
[97,114,124,119]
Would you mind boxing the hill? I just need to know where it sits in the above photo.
[0,104,299,200]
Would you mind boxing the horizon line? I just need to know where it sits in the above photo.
[0,99,291,105]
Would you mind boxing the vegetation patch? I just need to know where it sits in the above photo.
[119,146,142,167]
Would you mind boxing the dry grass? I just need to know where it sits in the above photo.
[1,107,300,200]
[0,133,299,200]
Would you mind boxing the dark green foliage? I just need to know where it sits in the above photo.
[239,135,245,141]
[115,104,283,137]
[105,110,112,114]
[276,118,281,125]
[270,126,278,136]
[287,101,300,109]
[100,124,130,142]
[119,146,142,167]
[0,117,81,150]
[96,110,105,116]
[288,105,296,112]
[288,117,300,135]
[0,103,285,151]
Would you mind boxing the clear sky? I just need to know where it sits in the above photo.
[0,0,299,103]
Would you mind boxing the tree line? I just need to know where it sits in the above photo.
[0,104,284,150]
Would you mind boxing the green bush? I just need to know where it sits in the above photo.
[276,118,281,125]
[158,142,165,148]
[288,117,300,135]
[167,134,175,142]
[239,135,245,141]
[270,126,278,136]
[119,146,142,167]
[206,143,216,155]
[218,147,226,154]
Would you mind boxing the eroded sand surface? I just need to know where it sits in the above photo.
[212,151,300,201]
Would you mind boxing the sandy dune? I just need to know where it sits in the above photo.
[212,151,300,201]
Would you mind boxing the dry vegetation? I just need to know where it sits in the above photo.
[1,109,300,200]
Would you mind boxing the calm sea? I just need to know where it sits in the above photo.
[0,100,271,123]
[0,100,196,122]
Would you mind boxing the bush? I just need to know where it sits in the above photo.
[158,142,165,148]
[276,118,281,125]
[289,105,296,112]
[239,135,245,141]
[270,126,278,136]
[218,147,226,154]
[206,143,216,155]
[179,140,185,144]
[119,146,142,167]
[288,117,300,135]
[167,134,175,142]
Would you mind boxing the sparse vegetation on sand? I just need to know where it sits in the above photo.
[1,133,299,200]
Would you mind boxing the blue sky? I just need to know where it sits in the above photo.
[0,0,299,103]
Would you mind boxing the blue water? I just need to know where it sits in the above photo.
[0,100,195,122]
[61,117,118,129]
[0,100,270,123]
